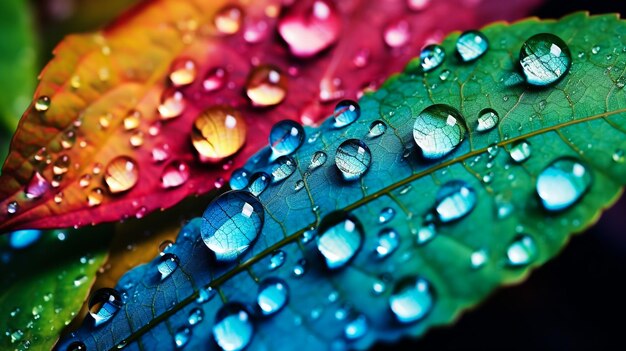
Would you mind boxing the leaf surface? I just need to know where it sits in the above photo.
[56,13,626,351]
[0,0,540,232]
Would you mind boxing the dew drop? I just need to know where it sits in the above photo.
[246,65,287,107]
[415,224,436,245]
[123,110,141,131]
[375,228,400,259]
[196,287,216,304]
[335,139,371,181]
[247,172,270,196]
[344,315,368,340]
[174,327,191,348]
[506,235,537,266]
[214,5,243,35]
[435,180,476,223]
[188,308,204,326]
[368,120,387,138]
[536,157,591,211]
[203,67,227,92]
[270,156,297,183]
[7,201,19,214]
[161,160,190,188]
[316,212,364,269]
[309,151,328,171]
[613,149,625,163]
[419,45,446,72]
[456,30,489,62]
[9,229,42,249]
[229,168,250,190]
[212,303,253,351]
[439,69,451,81]
[294,180,305,192]
[383,18,410,48]
[88,288,123,326]
[476,108,499,132]
[87,188,104,207]
[509,140,532,163]
[159,240,174,255]
[333,100,360,128]
[519,33,571,86]
[35,96,50,112]
[269,120,304,158]
[66,341,86,351]
[389,276,434,323]
[413,104,466,159]
[157,253,179,280]
[73,274,88,287]
[25,171,50,199]
[104,156,139,193]
[470,249,488,269]
[158,89,186,120]
[378,207,396,224]
[129,131,144,147]
[201,191,264,261]
[169,58,197,86]
[269,250,286,270]
[257,278,289,316]
[192,106,247,163]
[293,258,307,277]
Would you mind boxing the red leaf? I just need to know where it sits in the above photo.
[0,0,541,231]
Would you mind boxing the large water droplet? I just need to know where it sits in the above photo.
[344,315,368,340]
[25,171,50,199]
[169,58,197,86]
[375,228,400,259]
[157,253,180,280]
[509,140,532,163]
[519,33,571,86]
[435,180,476,223]
[456,30,489,62]
[269,120,304,158]
[536,157,591,211]
[88,288,123,326]
[389,276,434,323]
[230,168,250,190]
[506,235,537,266]
[368,120,387,138]
[257,278,289,316]
[476,108,499,132]
[201,191,264,261]
[247,172,270,196]
[383,18,410,48]
[333,100,360,128]
[316,212,364,269]
[270,156,297,183]
[413,104,466,159]
[335,139,371,181]
[192,106,246,163]
[277,0,340,58]
[214,5,243,35]
[104,156,139,194]
[35,96,50,112]
[9,229,42,249]
[212,303,254,351]
[161,161,190,188]
[158,88,186,120]
[419,45,445,72]
[246,65,287,107]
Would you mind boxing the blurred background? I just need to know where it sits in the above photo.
[1,0,625,350]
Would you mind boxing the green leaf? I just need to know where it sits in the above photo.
[58,12,626,350]
[0,226,112,350]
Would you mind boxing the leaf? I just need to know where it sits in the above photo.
[0,0,541,232]
[0,225,112,350]
[56,12,626,351]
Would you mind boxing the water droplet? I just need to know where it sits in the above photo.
[158,88,186,120]
[375,228,400,259]
[439,69,451,81]
[196,287,216,304]
[519,33,571,86]
[188,308,204,326]
[35,96,50,112]
[277,0,340,58]
[247,172,270,196]
[591,45,600,55]
[333,100,360,128]
[269,250,286,270]
[161,160,190,188]
[152,143,170,163]
[192,106,246,163]
[203,67,227,92]
[159,240,174,255]
[294,179,305,191]
[435,180,476,223]
[269,120,304,158]
[506,235,537,266]
[66,341,86,351]
[214,5,243,35]
[345,314,368,340]
[476,108,499,132]
[7,201,19,214]
[407,0,431,11]
[413,104,466,159]
[73,274,88,287]
[257,278,289,316]
[88,288,123,326]
[157,253,179,280]
[509,140,531,163]
[536,157,591,211]
[270,156,297,183]
[419,45,446,72]
[123,110,140,131]
[470,249,488,269]
[174,327,191,348]
[378,207,395,224]
[9,229,42,249]
[25,172,50,199]
[246,65,287,107]
[293,258,307,277]
[104,156,139,194]
[230,168,250,190]
[87,188,104,207]
[309,151,328,171]
[456,30,489,62]
[368,120,387,138]
[316,212,364,269]
[415,224,436,245]
[201,191,264,261]
[613,149,625,163]
[389,276,434,323]
[169,58,197,86]
[212,303,253,351]
[383,18,410,48]
[335,139,371,181]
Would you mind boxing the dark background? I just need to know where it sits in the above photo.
[375,1,626,350]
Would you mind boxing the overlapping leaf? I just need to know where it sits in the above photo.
[56,13,626,351]
[0,0,541,232]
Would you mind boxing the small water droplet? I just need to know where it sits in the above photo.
[316,212,364,269]
[66,341,86,351]
[35,96,50,112]
[230,168,250,190]
[269,250,286,270]
[192,106,246,163]
[61,130,76,150]
[476,108,499,132]
[169,58,197,86]
[123,110,141,131]
[213,303,253,351]
[368,120,387,138]
[507,235,537,266]
[415,224,436,245]
[188,308,204,326]
[293,258,308,277]
[509,140,531,163]
[383,18,410,48]
[333,100,360,128]
[246,65,287,107]
[201,191,264,261]
[158,88,186,120]
[7,201,19,214]
[214,5,243,35]
[344,314,368,340]
[257,278,289,316]
[9,229,42,249]
[174,327,191,348]
[270,156,297,183]
[203,67,227,92]
[196,287,216,304]
[294,179,305,191]
[419,45,446,72]
[269,120,304,158]
[378,207,396,224]
[73,274,88,287]
[439,69,451,81]
[159,240,174,256]
[536,157,591,211]
[88,288,123,326]
[591,45,600,55]
[456,30,489,62]
[470,249,488,269]
[247,172,270,196]
[520,33,571,86]
[435,180,476,222]
[389,276,434,323]
[157,253,179,280]
[413,104,466,159]
[613,149,625,163]
[87,188,104,207]
[309,151,328,171]
[161,161,190,188]
[335,139,371,181]
[104,156,139,193]
[25,172,50,199]
[375,228,400,259]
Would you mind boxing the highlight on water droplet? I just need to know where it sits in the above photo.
[230,168,250,190]
[335,139,371,181]
[9,229,42,249]
[519,33,571,86]
[157,253,180,280]
[456,30,489,62]
[476,108,499,132]
[509,140,532,163]
[201,191,264,261]
[158,88,186,120]
[212,303,254,351]
[160,160,190,188]
[389,276,434,323]
[169,58,197,86]
[257,278,289,316]
[104,156,139,194]
[536,157,591,211]
[316,212,364,269]
[344,314,368,340]
[246,65,287,107]
[214,5,243,35]
[88,288,123,326]
[269,120,304,158]
[435,180,476,223]
[506,234,537,266]
[413,104,466,159]
[333,100,360,128]
[191,106,246,163]
[383,18,410,48]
